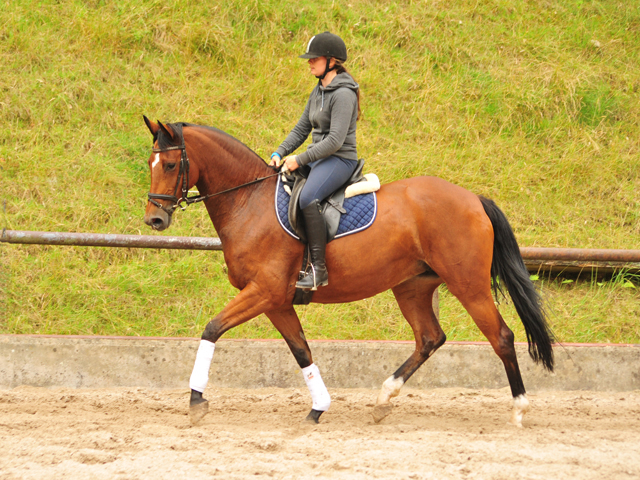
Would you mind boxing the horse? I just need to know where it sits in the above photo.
[142,117,554,428]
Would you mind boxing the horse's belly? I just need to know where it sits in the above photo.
[312,264,430,304]
[312,241,430,304]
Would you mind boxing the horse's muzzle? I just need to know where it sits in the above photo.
[144,209,171,231]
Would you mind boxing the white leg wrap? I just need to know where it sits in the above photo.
[189,340,215,393]
[376,375,404,405]
[302,364,331,412]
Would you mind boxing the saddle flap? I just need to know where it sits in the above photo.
[285,170,308,242]
[322,187,347,241]
[285,158,367,243]
[349,158,365,185]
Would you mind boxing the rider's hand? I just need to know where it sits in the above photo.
[269,153,281,167]
[284,155,299,172]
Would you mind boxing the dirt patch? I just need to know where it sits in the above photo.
[0,386,638,479]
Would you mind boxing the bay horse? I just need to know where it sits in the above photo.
[142,117,553,428]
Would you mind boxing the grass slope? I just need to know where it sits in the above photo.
[1,0,639,343]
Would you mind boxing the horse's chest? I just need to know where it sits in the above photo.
[222,249,263,290]
[224,262,248,290]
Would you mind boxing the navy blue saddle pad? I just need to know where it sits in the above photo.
[275,175,377,241]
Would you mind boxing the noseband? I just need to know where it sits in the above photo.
[147,123,280,216]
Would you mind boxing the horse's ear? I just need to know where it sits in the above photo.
[157,120,175,141]
[143,115,159,136]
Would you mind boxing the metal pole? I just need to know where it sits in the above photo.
[2,230,640,273]
[0,229,222,251]
[520,247,640,263]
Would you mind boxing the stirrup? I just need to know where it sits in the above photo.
[296,264,328,291]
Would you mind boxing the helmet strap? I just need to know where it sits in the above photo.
[316,57,336,80]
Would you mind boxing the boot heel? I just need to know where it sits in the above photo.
[311,282,328,291]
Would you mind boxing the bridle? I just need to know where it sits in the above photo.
[147,124,280,216]
[147,142,191,215]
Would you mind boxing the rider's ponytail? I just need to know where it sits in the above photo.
[333,60,361,120]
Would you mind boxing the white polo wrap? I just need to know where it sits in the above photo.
[302,363,331,412]
[189,340,215,393]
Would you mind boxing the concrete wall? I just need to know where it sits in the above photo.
[0,335,638,391]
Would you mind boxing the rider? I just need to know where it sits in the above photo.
[270,31,361,290]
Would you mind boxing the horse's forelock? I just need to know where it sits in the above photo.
[157,122,184,149]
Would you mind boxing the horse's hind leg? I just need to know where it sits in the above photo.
[265,305,331,424]
[373,274,446,423]
[454,291,529,427]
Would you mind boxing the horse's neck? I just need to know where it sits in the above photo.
[189,128,273,238]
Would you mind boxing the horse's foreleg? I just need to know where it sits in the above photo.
[265,306,331,424]
[189,282,277,425]
[373,275,445,423]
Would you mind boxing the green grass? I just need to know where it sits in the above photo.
[1,0,639,343]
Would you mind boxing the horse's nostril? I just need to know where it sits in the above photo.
[151,217,165,229]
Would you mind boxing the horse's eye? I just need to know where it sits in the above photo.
[165,163,176,171]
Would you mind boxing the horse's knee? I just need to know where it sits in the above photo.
[418,331,446,359]
[202,320,224,343]
[288,342,312,369]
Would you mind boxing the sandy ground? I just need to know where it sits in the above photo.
[0,386,638,480]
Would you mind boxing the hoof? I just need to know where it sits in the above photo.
[304,409,324,424]
[190,400,209,426]
[372,403,393,423]
[508,411,525,428]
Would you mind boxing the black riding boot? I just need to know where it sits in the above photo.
[296,200,329,290]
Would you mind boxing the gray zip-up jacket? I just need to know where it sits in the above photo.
[275,72,358,167]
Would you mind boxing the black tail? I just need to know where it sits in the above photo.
[479,196,554,371]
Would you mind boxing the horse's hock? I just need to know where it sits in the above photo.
[0,335,638,392]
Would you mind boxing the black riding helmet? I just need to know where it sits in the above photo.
[299,31,348,61]
[299,31,347,80]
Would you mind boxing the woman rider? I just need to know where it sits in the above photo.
[270,31,361,290]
